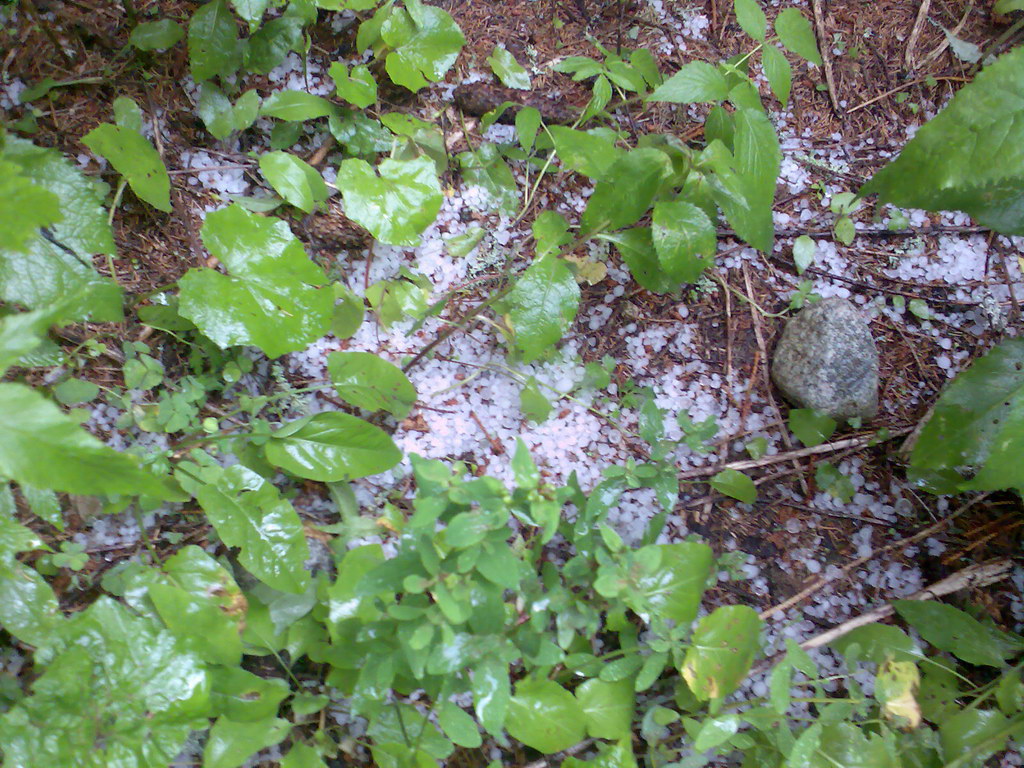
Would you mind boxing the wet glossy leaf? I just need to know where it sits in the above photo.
[580,148,673,236]
[0,161,60,252]
[909,337,1024,494]
[507,255,580,362]
[336,156,442,246]
[762,44,792,107]
[438,702,483,748]
[793,234,816,274]
[775,8,822,65]
[682,605,762,700]
[204,716,290,768]
[327,350,417,418]
[260,91,337,121]
[280,742,328,768]
[651,199,716,283]
[381,2,465,92]
[148,546,246,666]
[458,142,518,215]
[83,123,170,212]
[894,600,1024,667]
[0,382,177,497]
[939,709,1011,767]
[533,211,571,257]
[576,677,633,739]
[831,624,923,665]
[178,205,333,358]
[632,542,712,624]
[195,465,310,594]
[329,62,377,108]
[605,228,678,294]
[789,408,837,447]
[648,61,729,103]
[129,18,185,50]
[695,713,740,752]
[0,597,210,768]
[710,468,757,503]
[815,462,855,503]
[265,412,402,481]
[472,657,510,735]
[188,0,241,81]
[487,44,531,89]
[734,0,767,40]
[547,126,623,181]
[368,703,453,759]
[0,563,61,648]
[507,678,586,754]
[230,0,269,29]
[259,151,328,213]
[210,667,290,722]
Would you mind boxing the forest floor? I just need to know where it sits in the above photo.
[2,0,1023,764]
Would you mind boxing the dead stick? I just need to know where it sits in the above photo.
[904,0,933,71]
[811,0,842,115]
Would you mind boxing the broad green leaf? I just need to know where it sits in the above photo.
[0,564,61,648]
[604,228,678,294]
[230,0,270,29]
[651,199,716,283]
[789,408,837,447]
[547,126,624,181]
[564,738,638,768]
[734,0,767,41]
[648,61,729,103]
[368,703,453,760]
[507,678,586,754]
[861,48,1024,234]
[798,722,900,768]
[326,350,417,418]
[695,714,741,752]
[775,8,822,66]
[487,44,531,89]
[458,142,519,215]
[0,597,209,768]
[894,600,1024,667]
[995,0,1024,11]
[259,151,328,213]
[507,255,580,362]
[195,465,311,593]
[245,9,305,74]
[710,468,757,503]
[188,0,241,81]
[203,716,290,768]
[329,62,377,108]
[682,605,762,700]
[815,462,854,503]
[332,283,365,338]
[210,667,290,722]
[199,84,260,140]
[831,624,923,664]
[113,96,144,134]
[259,91,337,121]
[909,336,1024,494]
[148,546,246,666]
[281,743,328,768]
[576,677,633,740]
[515,106,541,152]
[472,657,511,735]
[381,3,465,92]
[0,161,60,252]
[129,19,185,51]
[438,702,483,748]
[20,484,63,528]
[632,542,712,624]
[532,211,571,257]
[336,156,442,246]
[762,44,792,107]
[178,205,333,358]
[0,302,74,376]
[792,234,815,274]
[82,123,171,212]
[580,148,673,236]
[0,382,177,498]
[730,107,781,252]
[939,709,1012,767]
[327,544,384,636]
[264,412,402,481]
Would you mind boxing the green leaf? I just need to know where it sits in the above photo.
[681,605,762,700]
[260,90,337,121]
[604,228,678,294]
[995,0,1024,11]
[178,205,332,358]
[815,462,854,503]
[734,0,767,41]
[532,211,571,258]
[113,96,144,134]
[894,600,1024,667]
[507,678,587,754]
[210,667,290,722]
[789,408,837,447]
[861,47,1024,234]
[368,703,453,760]
[381,3,465,92]
[230,0,270,30]
[547,126,624,181]
[0,597,209,768]
[834,215,856,245]
[259,152,328,213]
[580,148,673,236]
[20,484,63,529]
[792,234,815,274]
[329,63,377,108]
[487,44,531,89]
[631,542,712,624]
[82,124,171,212]
[129,18,185,50]
[0,382,176,497]
[648,61,729,103]
[940,709,1012,766]
[332,284,365,339]
[326,350,417,418]
[710,468,757,503]
[0,162,60,252]
[472,657,511,735]
[336,156,442,246]
[203,716,290,768]
[519,379,552,423]
[507,255,581,362]
[515,106,541,152]
[730,107,781,252]
[762,44,792,107]
[264,412,402,482]
[831,624,923,664]
[908,337,1024,493]
[651,199,717,283]
[437,702,483,748]
[695,713,741,752]
[458,142,519,215]
[148,546,246,666]
[576,678,634,739]
[775,8,822,66]
[195,465,310,593]
[280,743,328,768]
[188,0,241,81]
[245,9,305,74]
[0,563,62,648]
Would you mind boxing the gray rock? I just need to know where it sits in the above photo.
[771,297,879,421]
